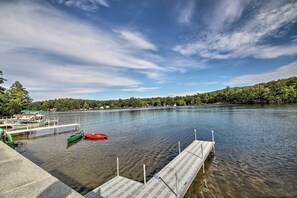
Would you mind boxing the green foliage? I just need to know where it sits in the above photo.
[0,77,32,116]
[28,77,297,112]
[0,71,6,94]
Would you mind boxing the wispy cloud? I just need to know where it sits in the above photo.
[203,81,218,85]
[174,1,297,59]
[177,0,195,24]
[117,30,158,51]
[227,61,297,85]
[209,0,249,31]
[30,87,103,100]
[53,0,110,11]
[0,1,163,100]
[121,86,159,92]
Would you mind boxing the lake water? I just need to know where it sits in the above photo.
[14,105,297,197]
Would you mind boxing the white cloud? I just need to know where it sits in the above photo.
[227,61,297,85]
[177,0,195,24]
[121,87,159,92]
[117,30,158,51]
[174,1,297,59]
[203,81,218,85]
[30,87,103,100]
[0,2,161,70]
[210,0,248,31]
[53,0,110,11]
[0,1,165,100]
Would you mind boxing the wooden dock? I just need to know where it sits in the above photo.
[6,124,80,135]
[86,131,215,198]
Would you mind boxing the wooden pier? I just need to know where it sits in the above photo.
[86,131,215,198]
[5,123,80,135]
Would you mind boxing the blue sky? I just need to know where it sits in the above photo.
[0,0,297,101]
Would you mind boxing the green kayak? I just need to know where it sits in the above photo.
[67,130,84,143]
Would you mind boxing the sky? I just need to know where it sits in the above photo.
[0,0,297,101]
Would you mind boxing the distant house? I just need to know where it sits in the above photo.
[105,106,110,109]
[100,106,104,109]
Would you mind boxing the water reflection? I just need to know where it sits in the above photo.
[16,105,297,197]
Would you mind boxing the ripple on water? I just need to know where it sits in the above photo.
[17,106,297,197]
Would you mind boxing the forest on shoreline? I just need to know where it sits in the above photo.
[1,69,296,115]
[28,77,297,112]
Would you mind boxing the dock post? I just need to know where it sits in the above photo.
[117,158,119,176]
[175,172,179,197]
[201,144,205,174]
[194,129,197,140]
[201,144,204,159]
[212,130,215,155]
[143,164,146,187]
[178,141,181,154]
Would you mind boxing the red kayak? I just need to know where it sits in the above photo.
[84,133,108,139]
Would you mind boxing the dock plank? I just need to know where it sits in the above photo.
[6,124,80,135]
[86,140,215,198]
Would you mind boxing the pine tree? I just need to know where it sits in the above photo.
[6,81,32,115]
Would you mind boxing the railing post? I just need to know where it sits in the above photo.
[201,144,204,159]
[201,144,205,174]
[202,162,205,174]
[212,130,215,155]
[143,164,146,187]
[175,172,179,197]
[194,129,197,140]
[178,141,181,154]
[117,157,119,176]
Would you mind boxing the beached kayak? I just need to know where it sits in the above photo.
[67,130,84,143]
[84,133,108,139]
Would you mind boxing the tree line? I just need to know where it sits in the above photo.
[27,76,297,112]
[1,69,296,115]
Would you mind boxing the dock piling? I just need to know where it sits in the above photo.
[201,144,205,174]
[178,141,181,154]
[194,129,197,140]
[212,130,215,154]
[117,158,119,176]
[143,164,146,187]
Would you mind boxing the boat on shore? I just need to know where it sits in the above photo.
[84,133,108,140]
[67,130,84,143]
[0,110,57,132]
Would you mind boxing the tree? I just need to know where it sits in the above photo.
[6,81,32,115]
[0,71,6,93]
[0,71,7,115]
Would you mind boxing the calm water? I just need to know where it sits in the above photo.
[14,105,297,197]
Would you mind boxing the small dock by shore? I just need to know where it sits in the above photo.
[1,129,215,198]
[5,123,80,135]
[86,131,215,198]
